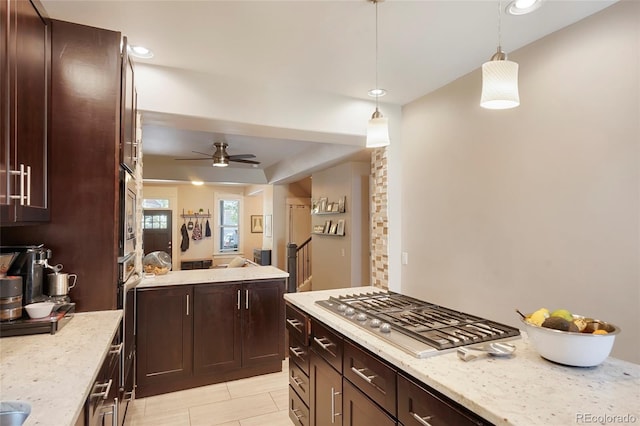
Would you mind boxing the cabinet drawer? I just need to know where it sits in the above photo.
[343,379,396,426]
[311,318,343,373]
[398,374,489,426]
[289,334,310,375]
[289,359,310,406]
[344,340,396,417]
[286,303,309,345]
[289,384,310,426]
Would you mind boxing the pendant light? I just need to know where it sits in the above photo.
[480,0,520,109]
[366,0,390,148]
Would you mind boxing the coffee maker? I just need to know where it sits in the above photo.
[0,245,51,305]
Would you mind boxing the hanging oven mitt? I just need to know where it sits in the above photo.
[192,219,202,240]
[180,223,190,252]
[205,219,211,237]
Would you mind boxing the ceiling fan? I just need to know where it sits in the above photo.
[175,142,260,168]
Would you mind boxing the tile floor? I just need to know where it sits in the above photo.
[124,361,294,426]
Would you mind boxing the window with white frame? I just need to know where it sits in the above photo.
[216,195,242,253]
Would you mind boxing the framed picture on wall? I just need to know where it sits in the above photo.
[250,215,263,233]
[319,197,328,213]
[329,223,338,234]
[323,220,332,233]
[338,196,346,213]
[336,219,345,236]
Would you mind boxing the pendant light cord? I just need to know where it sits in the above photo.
[497,0,502,51]
[375,0,379,111]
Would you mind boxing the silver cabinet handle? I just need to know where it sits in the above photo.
[330,387,341,423]
[313,336,335,351]
[112,397,118,426]
[245,289,249,309]
[237,289,241,310]
[9,164,29,205]
[91,378,112,399]
[109,342,123,355]
[286,318,303,332]
[411,411,434,426]
[291,376,303,387]
[350,366,376,384]
[291,408,304,424]
[186,294,189,316]
[289,346,304,358]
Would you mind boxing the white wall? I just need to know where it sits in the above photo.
[399,1,639,363]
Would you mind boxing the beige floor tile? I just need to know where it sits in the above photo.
[124,408,190,426]
[269,387,290,412]
[239,409,294,426]
[144,382,231,414]
[226,370,288,399]
[189,393,279,426]
[124,398,146,421]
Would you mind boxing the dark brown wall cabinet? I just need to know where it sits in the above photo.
[1,18,128,312]
[136,279,286,398]
[1,0,50,224]
[285,302,493,426]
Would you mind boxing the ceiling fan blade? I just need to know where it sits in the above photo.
[192,150,213,157]
[174,157,211,160]
[230,158,261,165]
[228,154,256,159]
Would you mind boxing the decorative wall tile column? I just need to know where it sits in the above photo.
[370,147,389,289]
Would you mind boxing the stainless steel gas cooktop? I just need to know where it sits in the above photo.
[316,291,520,358]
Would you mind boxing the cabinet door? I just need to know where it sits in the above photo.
[309,350,343,426]
[242,279,285,367]
[136,286,193,393]
[343,379,396,426]
[193,282,242,375]
[1,0,49,223]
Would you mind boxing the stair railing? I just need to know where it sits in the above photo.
[286,236,312,293]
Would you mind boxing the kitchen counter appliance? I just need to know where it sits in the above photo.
[316,291,520,358]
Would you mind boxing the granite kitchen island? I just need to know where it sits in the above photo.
[285,286,639,426]
[135,265,289,397]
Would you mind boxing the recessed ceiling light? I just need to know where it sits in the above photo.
[506,0,543,15]
[191,180,204,186]
[368,88,386,98]
[128,45,154,59]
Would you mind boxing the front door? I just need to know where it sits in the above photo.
[143,210,172,254]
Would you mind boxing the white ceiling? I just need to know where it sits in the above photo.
[39,0,617,184]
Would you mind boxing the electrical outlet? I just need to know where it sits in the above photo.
[402,252,409,265]
[341,248,345,257]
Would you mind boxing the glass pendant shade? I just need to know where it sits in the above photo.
[481,59,520,109]
[366,110,390,148]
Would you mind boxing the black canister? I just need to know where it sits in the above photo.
[0,276,23,321]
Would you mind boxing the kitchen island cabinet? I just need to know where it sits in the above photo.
[136,266,288,397]
[285,287,640,426]
[0,310,123,426]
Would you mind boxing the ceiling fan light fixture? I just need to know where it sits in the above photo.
[212,157,229,167]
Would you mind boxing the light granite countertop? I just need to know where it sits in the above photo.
[0,310,123,426]
[285,286,640,426]
[137,265,288,289]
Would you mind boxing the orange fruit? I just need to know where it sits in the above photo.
[593,329,608,335]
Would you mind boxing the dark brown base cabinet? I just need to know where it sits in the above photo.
[137,279,285,398]
[285,302,493,426]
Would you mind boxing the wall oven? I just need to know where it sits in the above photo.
[119,168,136,259]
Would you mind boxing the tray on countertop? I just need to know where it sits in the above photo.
[0,303,75,337]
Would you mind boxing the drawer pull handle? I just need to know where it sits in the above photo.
[291,375,304,386]
[289,347,305,358]
[330,387,342,423]
[109,343,123,355]
[411,411,434,426]
[292,408,305,423]
[286,318,303,332]
[313,336,335,351]
[350,366,377,384]
[91,378,113,400]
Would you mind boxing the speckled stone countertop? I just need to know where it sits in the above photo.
[0,310,123,426]
[285,287,640,426]
[137,265,288,289]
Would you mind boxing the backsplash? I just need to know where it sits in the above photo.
[370,147,388,289]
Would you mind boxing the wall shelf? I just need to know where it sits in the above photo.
[312,232,345,237]
[312,196,346,215]
[180,209,211,219]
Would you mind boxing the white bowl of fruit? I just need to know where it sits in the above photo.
[520,308,620,367]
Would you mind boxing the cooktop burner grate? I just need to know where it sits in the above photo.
[316,291,520,358]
